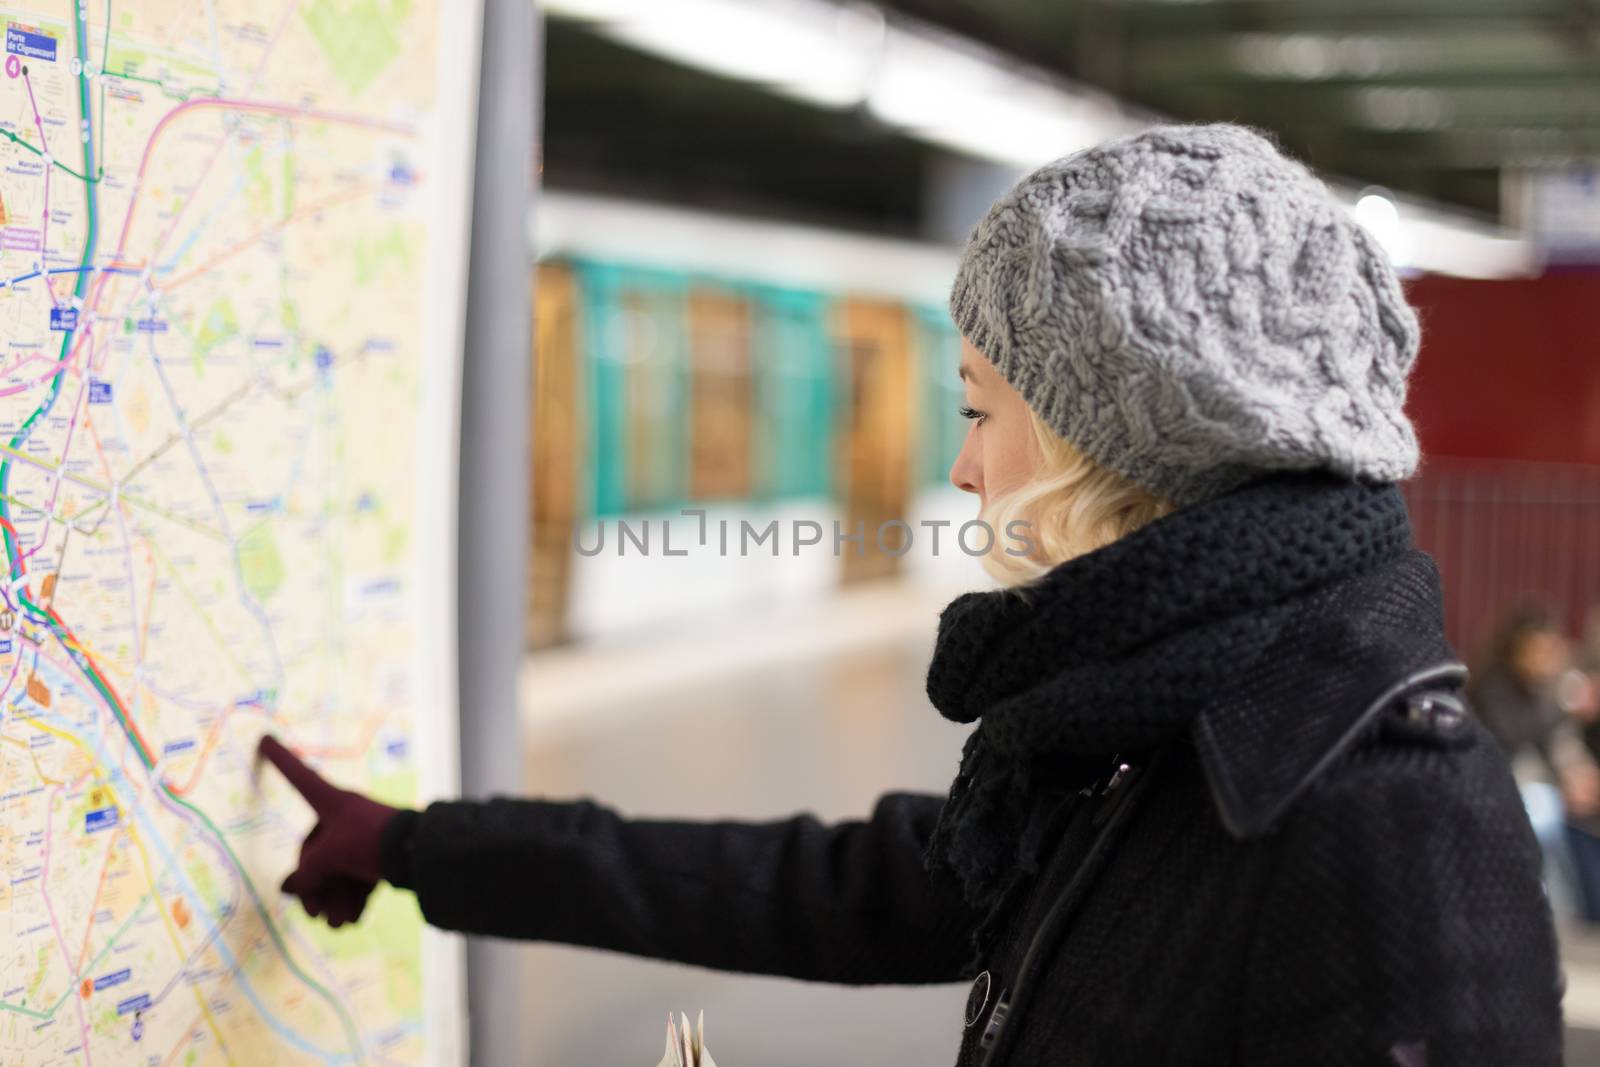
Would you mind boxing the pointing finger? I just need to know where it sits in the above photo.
[324,880,368,927]
[257,735,342,814]
[282,868,316,902]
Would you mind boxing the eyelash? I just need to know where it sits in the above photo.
[958,404,986,425]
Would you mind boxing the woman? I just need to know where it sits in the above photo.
[1471,607,1600,920]
[259,124,1561,1065]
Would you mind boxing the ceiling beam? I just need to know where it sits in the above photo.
[1155,81,1600,132]
[1301,125,1600,170]
[1130,25,1600,85]
[1101,0,1586,29]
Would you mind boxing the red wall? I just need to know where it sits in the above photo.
[1400,269,1600,655]
[1405,270,1600,464]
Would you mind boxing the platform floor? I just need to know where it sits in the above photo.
[512,580,1600,1064]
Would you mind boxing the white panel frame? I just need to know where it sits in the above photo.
[415,0,486,1063]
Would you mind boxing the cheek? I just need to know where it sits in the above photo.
[985,419,1039,497]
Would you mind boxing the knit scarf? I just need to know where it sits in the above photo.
[920,470,1420,956]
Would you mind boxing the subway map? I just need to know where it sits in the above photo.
[0,2,468,1064]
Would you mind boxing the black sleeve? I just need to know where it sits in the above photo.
[381,790,983,985]
[1236,738,1564,1065]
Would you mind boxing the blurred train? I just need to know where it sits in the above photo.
[529,191,1600,665]
[529,192,985,647]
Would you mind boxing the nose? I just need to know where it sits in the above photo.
[949,426,982,496]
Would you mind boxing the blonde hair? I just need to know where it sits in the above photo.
[978,407,1176,586]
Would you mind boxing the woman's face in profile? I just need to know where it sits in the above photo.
[949,339,1042,511]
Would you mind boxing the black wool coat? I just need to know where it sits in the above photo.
[381,473,1563,1066]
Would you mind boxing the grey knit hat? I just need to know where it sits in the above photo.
[950,122,1422,507]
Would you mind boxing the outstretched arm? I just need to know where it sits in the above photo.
[383,790,983,986]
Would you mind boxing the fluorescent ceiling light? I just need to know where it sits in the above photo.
[604,0,884,109]
[1354,191,1414,266]
[547,0,885,109]
[543,0,1537,278]
[542,0,650,19]
[865,30,1112,167]
[544,0,1129,167]
[1340,186,1534,278]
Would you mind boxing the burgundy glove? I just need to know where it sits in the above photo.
[257,734,405,928]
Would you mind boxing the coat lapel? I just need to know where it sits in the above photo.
[1190,549,1464,839]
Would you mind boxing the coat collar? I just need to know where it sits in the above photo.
[924,471,1462,850]
[1189,549,1464,838]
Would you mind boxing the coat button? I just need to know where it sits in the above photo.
[965,970,992,1028]
[1405,691,1466,731]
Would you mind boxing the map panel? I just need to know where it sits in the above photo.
[0,2,471,1063]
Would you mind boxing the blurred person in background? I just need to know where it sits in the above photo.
[1574,605,1600,760]
[256,124,1560,1065]
[1470,607,1600,803]
[1564,607,1600,919]
[1469,608,1600,921]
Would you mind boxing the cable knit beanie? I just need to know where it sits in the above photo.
[949,122,1422,508]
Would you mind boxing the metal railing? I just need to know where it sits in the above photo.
[1403,456,1600,658]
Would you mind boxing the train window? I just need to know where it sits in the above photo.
[752,288,833,502]
[579,262,690,516]
[688,289,754,503]
[915,308,966,489]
